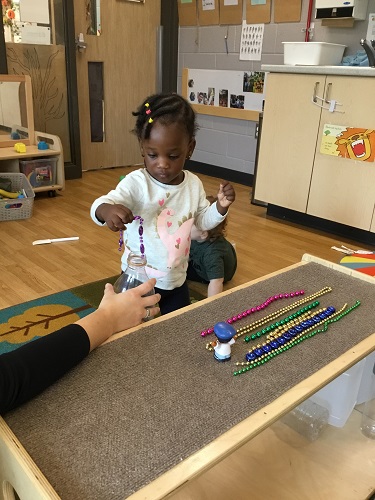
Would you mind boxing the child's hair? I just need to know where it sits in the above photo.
[205,196,227,241]
[132,93,198,141]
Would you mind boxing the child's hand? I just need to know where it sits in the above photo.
[216,182,236,213]
[96,203,134,231]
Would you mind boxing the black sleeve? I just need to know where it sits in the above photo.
[0,324,90,415]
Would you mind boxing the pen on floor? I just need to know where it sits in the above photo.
[32,237,79,245]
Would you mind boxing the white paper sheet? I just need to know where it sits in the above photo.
[224,0,238,5]
[20,25,51,45]
[240,21,264,61]
[19,0,50,24]
[202,0,215,11]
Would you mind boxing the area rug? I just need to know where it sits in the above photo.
[0,277,206,355]
[339,253,375,277]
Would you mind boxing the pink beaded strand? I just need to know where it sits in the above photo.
[200,290,305,337]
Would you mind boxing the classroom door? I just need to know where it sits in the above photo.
[73,0,161,170]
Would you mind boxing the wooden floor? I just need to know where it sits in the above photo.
[1,167,374,499]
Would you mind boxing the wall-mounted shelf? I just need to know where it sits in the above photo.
[182,68,263,122]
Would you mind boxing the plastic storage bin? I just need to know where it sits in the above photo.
[309,359,366,427]
[283,42,346,66]
[0,172,35,221]
[19,158,57,188]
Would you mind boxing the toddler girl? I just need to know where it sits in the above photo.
[90,93,235,315]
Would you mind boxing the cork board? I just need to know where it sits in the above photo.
[246,0,271,24]
[198,0,220,25]
[274,0,302,23]
[219,0,243,25]
[178,0,198,26]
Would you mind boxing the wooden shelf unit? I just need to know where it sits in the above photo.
[0,131,65,194]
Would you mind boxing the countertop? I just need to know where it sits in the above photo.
[261,64,375,77]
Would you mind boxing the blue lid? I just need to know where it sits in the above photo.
[213,322,236,342]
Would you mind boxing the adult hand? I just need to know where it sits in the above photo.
[77,279,160,350]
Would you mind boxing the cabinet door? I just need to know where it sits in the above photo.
[254,73,325,212]
[307,76,375,231]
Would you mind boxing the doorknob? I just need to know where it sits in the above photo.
[75,33,87,52]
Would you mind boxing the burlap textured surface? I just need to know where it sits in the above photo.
[4,262,375,499]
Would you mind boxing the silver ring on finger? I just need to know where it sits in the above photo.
[143,308,151,320]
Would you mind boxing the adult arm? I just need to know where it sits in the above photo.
[0,280,160,414]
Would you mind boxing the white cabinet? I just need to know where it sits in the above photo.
[254,72,375,232]
[307,76,375,231]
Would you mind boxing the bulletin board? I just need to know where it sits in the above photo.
[182,67,266,121]
[246,0,271,24]
[177,0,198,26]
[198,0,220,26]
[219,0,243,25]
[274,0,302,23]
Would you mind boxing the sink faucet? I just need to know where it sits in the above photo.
[360,39,375,67]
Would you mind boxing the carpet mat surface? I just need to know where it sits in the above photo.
[4,262,375,500]
[0,277,205,355]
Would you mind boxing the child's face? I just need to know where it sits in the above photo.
[190,224,208,241]
[140,121,195,185]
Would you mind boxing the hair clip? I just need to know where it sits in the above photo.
[148,118,153,123]
[146,109,151,115]
[145,102,150,108]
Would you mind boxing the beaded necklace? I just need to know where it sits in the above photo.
[206,301,321,352]
[200,289,305,337]
[233,300,361,376]
[235,286,332,340]
[118,215,145,256]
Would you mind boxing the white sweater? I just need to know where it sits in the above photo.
[90,168,226,290]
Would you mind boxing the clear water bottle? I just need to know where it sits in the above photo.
[114,251,156,320]
[281,399,329,441]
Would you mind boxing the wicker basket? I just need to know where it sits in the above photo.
[0,172,35,221]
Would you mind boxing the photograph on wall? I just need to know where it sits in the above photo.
[320,124,375,162]
[207,87,215,105]
[243,72,265,93]
[230,94,244,109]
[186,69,266,112]
[197,92,207,104]
[219,89,228,107]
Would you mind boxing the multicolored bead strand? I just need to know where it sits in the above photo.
[206,301,321,352]
[118,215,145,256]
[233,300,361,376]
[200,289,305,337]
[243,300,320,343]
[235,287,332,340]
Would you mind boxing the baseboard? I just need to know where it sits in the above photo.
[267,204,375,246]
[186,159,253,187]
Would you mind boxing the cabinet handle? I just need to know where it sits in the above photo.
[324,82,332,103]
[312,81,320,103]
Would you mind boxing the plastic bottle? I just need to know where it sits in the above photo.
[114,251,156,320]
[281,399,329,441]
